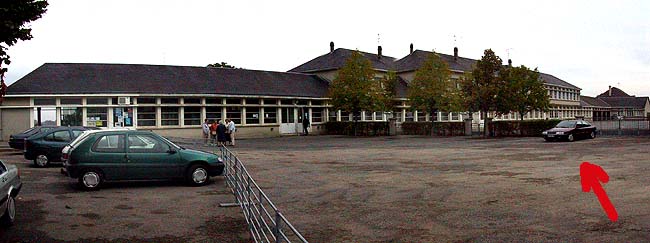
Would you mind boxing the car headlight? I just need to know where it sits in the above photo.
[217,157,224,163]
[542,131,547,135]
[557,131,564,135]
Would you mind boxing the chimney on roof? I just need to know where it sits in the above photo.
[508,59,512,67]
[330,41,334,53]
[609,85,612,96]
[454,47,458,61]
[410,43,413,54]
[378,46,382,59]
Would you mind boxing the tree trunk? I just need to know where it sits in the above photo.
[519,111,525,121]
[430,108,437,136]
[353,110,358,136]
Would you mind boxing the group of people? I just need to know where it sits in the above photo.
[202,119,236,146]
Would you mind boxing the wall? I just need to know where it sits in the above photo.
[1,108,32,140]
[141,124,326,140]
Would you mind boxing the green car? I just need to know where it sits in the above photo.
[62,130,224,190]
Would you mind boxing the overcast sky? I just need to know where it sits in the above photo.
[4,0,649,97]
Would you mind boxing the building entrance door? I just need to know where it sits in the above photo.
[279,107,297,134]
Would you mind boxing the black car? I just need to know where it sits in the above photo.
[24,127,98,167]
[542,120,597,142]
[8,126,57,150]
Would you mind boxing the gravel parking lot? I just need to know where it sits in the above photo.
[2,135,650,242]
[226,135,650,242]
[0,149,249,243]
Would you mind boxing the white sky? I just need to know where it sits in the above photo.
[4,0,650,97]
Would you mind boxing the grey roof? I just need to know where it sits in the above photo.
[598,97,649,109]
[580,96,610,107]
[393,50,476,73]
[288,48,396,73]
[539,73,580,90]
[8,63,330,97]
[597,87,631,97]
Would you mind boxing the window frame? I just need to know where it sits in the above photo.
[92,134,126,153]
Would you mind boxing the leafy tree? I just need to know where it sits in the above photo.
[497,65,549,120]
[207,62,235,68]
[0,0,49,104]
[459,72,479,119]
[469,49,505,136]
[328,51,386,135]
[376,70,398,112]
[407,52,460,135]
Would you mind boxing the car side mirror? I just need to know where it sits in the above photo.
[167,149,177,154]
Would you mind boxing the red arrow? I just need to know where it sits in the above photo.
[580,161,618,222]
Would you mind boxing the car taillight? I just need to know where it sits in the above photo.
[62,153,69,160]
[23,139,28,153]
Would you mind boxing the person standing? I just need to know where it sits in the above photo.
[302,113,310,136]
[217,120,227,146]
[209,120,218,146]
[227,118,237,146]
[202,119,210,145]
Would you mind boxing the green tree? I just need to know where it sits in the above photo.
[328,51,385,135]
[469,49,505,136]
[407,52,460,135]
[376,70,398,112]
[0,0,49,104]
[207,62,235,68]
[498,65,549,120]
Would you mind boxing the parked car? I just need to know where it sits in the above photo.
[542,120,597,142]
[1,160,22,227]
[62,130,224,190]
[8,126,57,150]
[24,126,97,167]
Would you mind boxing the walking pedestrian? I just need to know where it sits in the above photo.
[302,113,310,136]
[217,120,227,146]
[202,119,210,145]
[227,118,237,146]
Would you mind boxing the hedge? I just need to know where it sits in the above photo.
[488,119,561,137]
[401,121,466,136]
[324,121,389,136]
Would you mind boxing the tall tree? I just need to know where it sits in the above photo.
[407,52,460,135]
[469,49,505,136]
[207,62,235,68]
[498,65,549,120]
[0,0,49,104]
[328,51,385,135]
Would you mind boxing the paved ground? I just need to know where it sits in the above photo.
[3,135,650,242]
[220,135,650,242]
[0,149,249,242]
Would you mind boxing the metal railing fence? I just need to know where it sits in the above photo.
[218,145,309,243]
[592,119,650,136]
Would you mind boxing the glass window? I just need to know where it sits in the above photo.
[72,130,84,138]
[340,111,351,121]
[393,110,403,122]
[296,100,308,106]
[86,107,108,127]
[311,100,323,106]
[226,107,242,124]
[451,112,460,121]
[416,111,426,122]
[161,98,179,104]
[264,107,277,124]
[137,107,157,127]
[364,111,373,121]
[263,99,277,105]
[312,108,323,123]
[206,98,222,104]
[113,107,134,127]
[374,111,383,121]
[405,112,414,122]
[61,107,82,126]
[281,99,295,105]
[206,106,222,123]
[60,98,82,105]
[161,107,179,126]
[328,109,338,122]
[440,112,449,121]
[137,97,156,104]
[92,134,125,153]
[246,98,260,105]
[87,98,108,105]
[45,130,71,142]
[128,134,168,153]
[184,98,201,104]
[34,98,56,106]
[246,107,260,124]
[184,107,201,126]
[226,98,241,104]
[281,107,295,123]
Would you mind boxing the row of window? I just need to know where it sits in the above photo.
[548,90,579,101]
[34,97,327,106]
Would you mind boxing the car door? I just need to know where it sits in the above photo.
[90,134,128,180]
[42,130,73,161]
[126,134,182,180]
[0,162,8,210]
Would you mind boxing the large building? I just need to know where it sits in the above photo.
[0,42,627,140]
[580,86,650,120]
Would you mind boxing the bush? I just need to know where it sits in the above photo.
[401,121,465,136]
[489,119,561,137]
[324,121,389,136]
